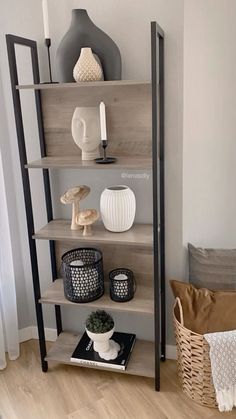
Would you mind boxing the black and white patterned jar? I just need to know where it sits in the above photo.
[109,268,136,302]
[61,248,104,303]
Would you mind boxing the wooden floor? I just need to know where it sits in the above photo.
[0,340,235,419]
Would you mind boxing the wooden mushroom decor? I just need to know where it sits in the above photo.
[60,185,90,230]
[76,209,99,236]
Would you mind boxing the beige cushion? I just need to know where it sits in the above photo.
[170,279,236,335]
[188,243,236,290]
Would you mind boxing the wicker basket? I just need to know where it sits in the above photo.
[173,297,217,408]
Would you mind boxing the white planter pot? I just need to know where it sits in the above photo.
[100,185,136,232]
[86,327,120,360]
[86,327,114,352]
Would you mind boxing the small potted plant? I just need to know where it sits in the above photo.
[85,310,120,360]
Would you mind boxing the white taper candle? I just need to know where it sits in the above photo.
[42,0,50,39]
[99,101,107,142]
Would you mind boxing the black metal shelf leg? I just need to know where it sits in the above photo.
[31,37,63,337]
[151,22,165,391]
[6,34,48,372]
[159,33,166,362]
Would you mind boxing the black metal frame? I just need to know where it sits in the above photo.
[6,24,165,390]
[151,22,165,391]
[6,34,62,372]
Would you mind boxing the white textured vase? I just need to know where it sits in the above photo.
[73,47,104,82]
[100,186,136,232]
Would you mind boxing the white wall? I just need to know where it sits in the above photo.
[0,0,184,343]
[183,0,236,248]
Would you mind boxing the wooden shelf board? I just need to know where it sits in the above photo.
[46,331,155,378]
[33,220,153,247]
[40,279,154,315]
[16,80,151,90]
[25,156,152,170]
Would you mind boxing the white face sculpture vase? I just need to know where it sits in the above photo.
[71,107,100,160]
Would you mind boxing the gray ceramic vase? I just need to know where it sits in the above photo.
[56,9,122,82]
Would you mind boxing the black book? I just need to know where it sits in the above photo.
[71,331,136,370]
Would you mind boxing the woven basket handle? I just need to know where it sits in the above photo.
[174,297,184,326]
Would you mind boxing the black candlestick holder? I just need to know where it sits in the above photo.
[95,140,117,164]
[44,38,55,84]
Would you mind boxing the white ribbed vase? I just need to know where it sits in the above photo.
[73,47,104,82]
[100,186,136,232]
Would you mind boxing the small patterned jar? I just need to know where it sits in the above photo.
[109,268,136,302]
[100,185,136,232]
[61,248,104,303]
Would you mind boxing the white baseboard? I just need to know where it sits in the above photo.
[166,344,177,360]
[19,326,57,343]
[18,326,33,343]
[19,326,177,359]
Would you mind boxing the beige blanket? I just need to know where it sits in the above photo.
[204,330,236,412]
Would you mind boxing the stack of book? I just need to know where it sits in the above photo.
[71,331,136,370]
